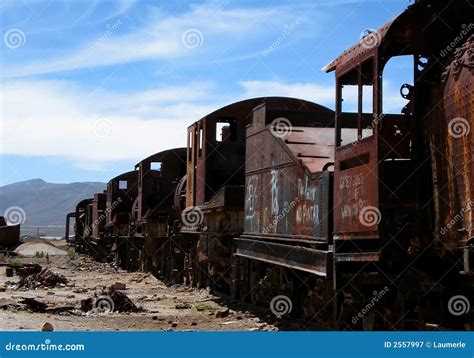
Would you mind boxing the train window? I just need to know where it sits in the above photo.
[341,85,358,113]
[119,180,127,190]
[187,130,192,163]
[198,128,203,158]
[336,58,375,147]
[382,55,413,114]
[215,118,236,142]
[216,122,230,142]
[360,85,374,139]
[150,162,162,171]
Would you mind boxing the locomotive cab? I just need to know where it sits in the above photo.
[325,0,473,329]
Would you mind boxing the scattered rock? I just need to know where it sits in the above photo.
[220,321,240,325]
[45,305,75,314]
[152,316,158,320]
[175,302,191,309]
[47,291,55,295]
[16,264,42,277]
[80,287,140,313]
[19,268,67,289]
[20,298,48,312]
[0,298,19,310]
[111,282,126,291]
[41,322,54,331]
[216,308,230,318]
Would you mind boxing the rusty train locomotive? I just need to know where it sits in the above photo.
[66,0,473,330]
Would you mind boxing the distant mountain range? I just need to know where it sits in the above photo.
[0,179,105,236]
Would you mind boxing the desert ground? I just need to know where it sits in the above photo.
[0,238,321,332]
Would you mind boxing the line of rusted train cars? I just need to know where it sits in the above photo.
[66,0,473,330]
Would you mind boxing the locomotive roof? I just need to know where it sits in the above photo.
[134,147,186,168]
[188,97,332,128]
[107,170,138,183]
[324,0,471,74]
[322,19,394,73]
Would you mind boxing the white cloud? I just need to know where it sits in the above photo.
[2,3,310,78]
[239,79,407,113]
[1,78,407,170]
[239,80,335,107]
[0,80,217,167]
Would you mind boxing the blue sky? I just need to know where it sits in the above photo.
[0,0,413,186]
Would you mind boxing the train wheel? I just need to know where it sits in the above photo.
[249,261,260,306]
[189,269,195,288]
[230,258,239,299]
[193,262,204,290]
[239,259,250,302]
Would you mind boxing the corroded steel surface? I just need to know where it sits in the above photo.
[134,148,187,223]
[105,171,138,235]
[92,192,106,239]
[434,35,474,249]
[0,216,20,249]
[244,102,335,240]
[185,97,334,208]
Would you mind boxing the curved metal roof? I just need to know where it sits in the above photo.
[134,147,186,168]
[191,96,333,126]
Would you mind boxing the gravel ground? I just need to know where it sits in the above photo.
[0,253,294,332]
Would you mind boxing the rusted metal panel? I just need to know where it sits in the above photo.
[235,238,332,277]
[74,198,92,241]
[323,21,393,75]
[134,148,187,222]
[185,97,334,208]
[436,35,474,250]
[105,171,138,237]
[244,102,335,241]
[333,137,379,239]
[0,216,20,249]
[92,192,106,239]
